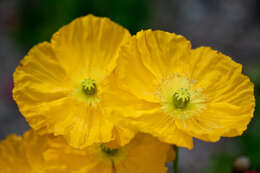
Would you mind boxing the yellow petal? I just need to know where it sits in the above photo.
[123,109,193,149]
[106,125,137,148]
[116,134,170,173]
[54,105,115,149]
[102,74,160,119]
[176,102,254,142]
[189,47,242,81]
[0,130,69,172]
[115,30,191,103]
[13,42,70,107]
[51,14,130,83]
[0,135,31,172]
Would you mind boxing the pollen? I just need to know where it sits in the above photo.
[82,78,97,96]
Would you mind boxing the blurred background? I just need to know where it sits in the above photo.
[0,0,259,172]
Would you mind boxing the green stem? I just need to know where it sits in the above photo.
[173,145,179,173]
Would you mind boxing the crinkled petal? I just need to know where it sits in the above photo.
[0,131,69,172]
[123,110,193,149]
[102,74,160,119]
[108,125,137,148]
[0,135,31,172]
[65,108,114,149]
[51,14,131,82]
[13,42,70,108]
[116,134,170,173]
[116,30,192,103]
[176,102,254,142]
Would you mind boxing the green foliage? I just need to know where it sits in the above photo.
[240,66,260,170]
[203,153,234,173]
[13,0,151,48]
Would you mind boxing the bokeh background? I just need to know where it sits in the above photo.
[0,0,259,172]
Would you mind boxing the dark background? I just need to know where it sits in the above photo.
[0,0,259,172]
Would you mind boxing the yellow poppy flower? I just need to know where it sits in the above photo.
[0,130,172,173]
[111,29,255,149]
[48,133,172,173]
[13,15,135,149]
[0,131,66,173]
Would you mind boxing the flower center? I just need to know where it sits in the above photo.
[82,78,97,96]
[173,88,191,109]
[101,144,119,156]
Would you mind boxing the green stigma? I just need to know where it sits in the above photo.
[82,78,97,96]
[173,88,191,109]
[101,144,119,156]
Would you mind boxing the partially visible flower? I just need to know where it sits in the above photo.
[48,133,172,173]
[233,156,251,172]
[110,29,255,149]
[13,15,135,149]
[0,131,66,172]
[0,130,172,173]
